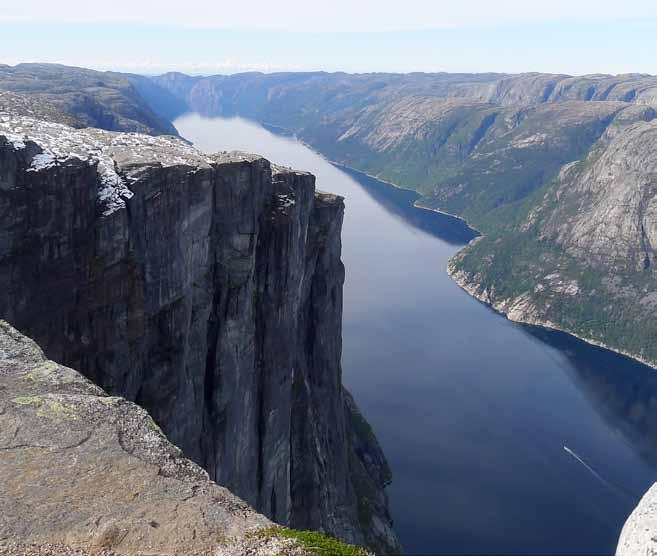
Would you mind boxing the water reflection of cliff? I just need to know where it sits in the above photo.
[527,326,657,465]
[337,165,478,246]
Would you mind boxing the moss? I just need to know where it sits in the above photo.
[41,399,79,421]
[146,416,164,434]
[12,396,43,407]
[12,396,78,421]
[255,527,371,556]
[35,360,60,374]
[22,361,62,383]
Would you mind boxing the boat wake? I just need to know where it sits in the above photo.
[563,445,632,502]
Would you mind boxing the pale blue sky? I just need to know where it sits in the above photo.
[1,0,656,75]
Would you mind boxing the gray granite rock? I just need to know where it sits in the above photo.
[537,117,657,272]
[617,483,657,556]
[0,320,272,554]
[0,112,399,554]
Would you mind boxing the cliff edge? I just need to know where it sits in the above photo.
[0,320,272,553]
[0,107,399,553]
[0,319,378,556]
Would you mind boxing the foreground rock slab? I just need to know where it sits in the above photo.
[617,483,657,556]
[0,320,273,554]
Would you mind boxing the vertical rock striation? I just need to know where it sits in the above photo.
[0,114,400,553]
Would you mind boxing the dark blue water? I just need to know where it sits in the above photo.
[175,114,657,556]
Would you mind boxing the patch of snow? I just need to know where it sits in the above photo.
[276,193,296,208]
[28,153,57,171]
[0,113,212,216]
[2,131,27,150]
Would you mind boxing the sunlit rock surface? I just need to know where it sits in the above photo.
[0,320,272,553]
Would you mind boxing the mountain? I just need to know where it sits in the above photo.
[449,107,657,368]
[149,70,657,370]
[147,70,657,554]
[0,89,399,553]
[0,64,177,136]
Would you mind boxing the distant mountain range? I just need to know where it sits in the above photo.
[0,63,177,135]
[3,63,657,373]
[143,69,657,371]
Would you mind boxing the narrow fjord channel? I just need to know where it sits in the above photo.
[175,113,657,555]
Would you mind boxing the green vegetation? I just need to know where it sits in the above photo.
[298,93,657,369]
[296,100,621,233]
[12,395,43,407]
[453,231,657,367]
[256,527,371,556]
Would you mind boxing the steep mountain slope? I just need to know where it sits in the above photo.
[0,64,177,135]
[149,70,657,221]
[0,105,399,553]
[450,109,657,367]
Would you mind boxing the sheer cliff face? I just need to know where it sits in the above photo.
[0,114,399,554]
[536,117,657,271]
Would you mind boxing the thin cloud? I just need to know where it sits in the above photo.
[4,0,657,31]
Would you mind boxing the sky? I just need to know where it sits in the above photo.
[1,0,657,76]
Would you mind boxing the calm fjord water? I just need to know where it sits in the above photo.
[175,114,657,556]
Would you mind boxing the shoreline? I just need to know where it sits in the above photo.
[259,120,426,193]
[253,117,657,373]
[412,202,483,235]
[447,262,657,372]
[262,121,483,235]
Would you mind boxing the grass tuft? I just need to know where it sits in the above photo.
[256,527,371,556]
